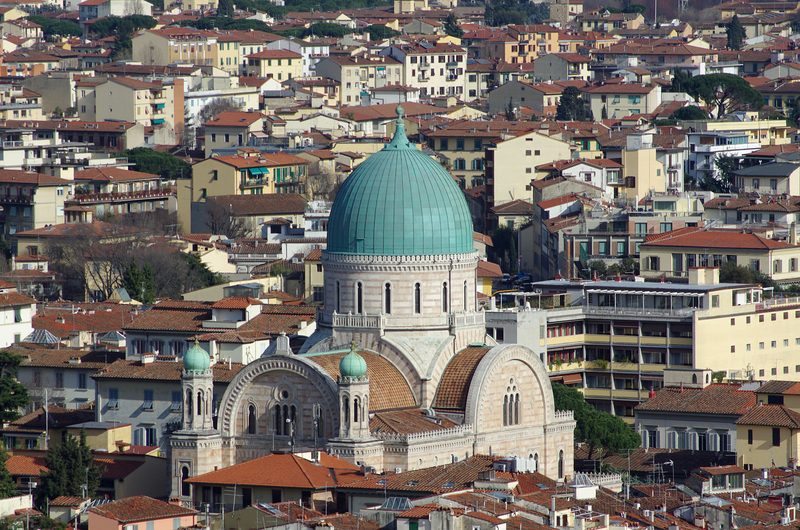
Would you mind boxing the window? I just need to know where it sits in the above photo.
[712,295,719,308]
[635,223,647,235]
[108,388,119,409]
[247,404,256,434]
[78,373,87,390]
[456,138,464,151]
[384,283,392,314]
[502,379,520,427]
[414,283,421,314]
[442,282,448,312]
[313,286,324,303]
[143,389,154,411]
[748,429,753,445]
[55,372,63,389]
[171,391,181,411]
[356,282,363,314]
[660,222,672,233]
[773,427,781,446]
[598,241,608,255]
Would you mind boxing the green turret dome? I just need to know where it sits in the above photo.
[327,106,474,256]
[184,340,210,373]
[339,346,367,379]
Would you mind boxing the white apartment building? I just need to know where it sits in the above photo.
[381,42,468,99]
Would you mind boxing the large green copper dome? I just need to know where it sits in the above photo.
[327,107,474,256]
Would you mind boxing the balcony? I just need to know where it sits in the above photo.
[69,187,175,205]
[0,194,32,204]
[446,61,458,67]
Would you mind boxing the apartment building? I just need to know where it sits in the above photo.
[685,131,763,185]
[484,129,572,216]
[94,77,182,133]
[381,42,467,99]
[315,55,402,105]
[203,111,265,157]
[132,28,240,73]
[533,53,591,82]
[507,24,560,58]
[77,0,151,21]
[733,162,800,195]
[0,170,72,237]
[506,269,788,420]
[581,83,661,119]
[638,227,800,284]
[244,50,302,80]
[178,150,309,231]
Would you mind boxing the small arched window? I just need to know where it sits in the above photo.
[384,283,392,314]
[514,393,520,425]
[558,450,565,479]
[356,282,363,314]
[196,390,203,416]
[502,395,508,426]
[463,280,468,311]
[181,466,191,497]
[273,404,281,433]
[186,390,193,417]
[533,453,539,471]
[692,374,698,384]
[414,283,421,314]
[336,281,341,312]
[442,282,448,313]
[353,397,360,422]
[247,404,256,434]
[282,405,290,435]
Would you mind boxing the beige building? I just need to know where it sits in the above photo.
[132,27,241,73]
[0,170,72,238]
[203,111,265,157]
[244,50,302,81]
[303,248,323,304]
[581,83,661,119]
[95,76,182,133]
[638,227,800,285]
[485,129,571,215]
[314,55,403,105]
[178,150,310,231]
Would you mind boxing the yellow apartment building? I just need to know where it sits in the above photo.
[132,28,241,73]
[177,150,309,230]
[95,77,181,131]
[638,227,800,285]
[244,50,302,81]
[682,117,791,147]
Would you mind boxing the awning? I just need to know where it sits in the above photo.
[563,373,582,385]
[249,167,269,175]
[549,375,563,382]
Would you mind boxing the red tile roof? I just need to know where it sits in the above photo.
[735,404,800,428]
[246,50,302,59]
[89,496,196,523]
[635,384,755,415]
[186,453,357,489]
[204,111,264,128]
[6,454,48,477]
[641,227,794,251]
[303,350,416,411]
[433,347,492,411]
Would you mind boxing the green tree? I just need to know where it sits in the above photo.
[670,68,691,93]
[555,86,591,121]
[0,446,16,499]
[217,0,234,17]
[670,106,707,120]
[552,382,640,460]
[302,22,353,38]
[686,74,763,117]
[0,351,28,423]
[713,154,740,192]
[36,430,102,508]
[726,15,745,50]
[122,257,156,304]
[365,24,398,40]
[623,3,646,13]
[505,98,516,120]
[443,13,463,38]
[27,16,82,39]
[719,260,778,290]
[119,148,190,180]
[509,237,518,274]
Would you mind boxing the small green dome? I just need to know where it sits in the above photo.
[184,340,210,372]
[339,349,367,379]
[327,106,474,256]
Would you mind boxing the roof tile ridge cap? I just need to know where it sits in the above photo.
[292,453,319,489]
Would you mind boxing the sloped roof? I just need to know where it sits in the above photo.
[206,193,306,216]
[89,496,196,523]
[303,350,416,411]
[634,384,755,415]
[433,346,492,411]
[735,404,800,428]
[640,228,794,251]
[185,452,357,489]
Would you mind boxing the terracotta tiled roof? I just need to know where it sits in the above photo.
[370,408,458,436]
[698,465,746,475]
[0,291,35,307]
[756,380,800,395]
[433,347,492,411]
[4,406,95,434]
[204,111,264,128]
[16,348,124,369]
[246,50,302,59]
[476,261,502,278]
[491,199,533,215]
[186,453,352,489]
[74,168,158,183]
[337,454,497,493]
[89,496,196,523]
[16,221,140,239]
[306,249,322,261]
[641,227,794,251]
[92,359,243,382]
[210,297,261,309]
[95,458,144,480]
[211,152,309,169]
[6,455,48,477]
[50,496,88,507]
[303,350,415,411]
[735,404,800,428]
[635,384,755,415]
